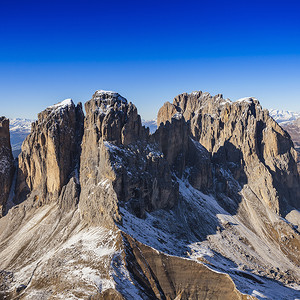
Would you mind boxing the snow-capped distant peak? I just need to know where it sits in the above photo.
[10,118,33,132]
[269,109,300,124]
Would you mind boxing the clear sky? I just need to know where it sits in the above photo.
[1,0,300,120]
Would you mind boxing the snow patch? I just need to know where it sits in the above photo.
[48,99,73,110]
[95,90,127,103]
[236,97,257,104]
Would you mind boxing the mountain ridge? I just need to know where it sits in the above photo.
[0,90,300,299]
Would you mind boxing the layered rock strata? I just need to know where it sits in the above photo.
[0,117,14,216]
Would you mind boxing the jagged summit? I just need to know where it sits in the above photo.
[0,90,300,299]
[158,91,300,215]
[83,90,146,146]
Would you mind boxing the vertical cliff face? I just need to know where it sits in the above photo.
[79,91,178,223]
[157,92,300,215]
[83,90,147,146]
[153,114,213,192]
[0,117,14,216]
[15,99,84,204]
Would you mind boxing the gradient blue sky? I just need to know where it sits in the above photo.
[1,0,300,120]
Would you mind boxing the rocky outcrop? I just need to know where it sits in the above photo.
[15,99,84,204]
[158,92,300,215]
[0,117,14,216]
[79,91,178,223]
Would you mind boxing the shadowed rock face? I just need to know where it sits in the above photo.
[153,114,213,192]
[15,99,84,204]
[158,92,300,215]
[0,117,14,216]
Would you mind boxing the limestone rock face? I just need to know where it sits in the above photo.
[16,99,84,203]
[1,90,300,299]
[158,92,300,215]
[84,90,147,146]
[154,114,213,191]
[0,117,14,216]
[79,91,178,222]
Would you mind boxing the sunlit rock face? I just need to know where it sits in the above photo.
[15,99,84,204]
[0,117,14,216]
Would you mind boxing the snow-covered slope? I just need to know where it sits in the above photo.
[269,109,300,124]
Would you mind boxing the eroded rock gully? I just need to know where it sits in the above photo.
[0,90,300,299]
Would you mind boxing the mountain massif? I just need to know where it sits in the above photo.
[0,91,300,299]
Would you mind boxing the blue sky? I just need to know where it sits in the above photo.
[1,0,300,120]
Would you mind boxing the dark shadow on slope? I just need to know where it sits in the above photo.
[211,140,247,215]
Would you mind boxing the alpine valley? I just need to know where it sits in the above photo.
[0,90,300,300]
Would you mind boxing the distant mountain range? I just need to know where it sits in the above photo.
[269,109,300,124]
[9,118,33,157]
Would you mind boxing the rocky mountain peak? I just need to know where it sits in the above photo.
[15,99,84,204]
[85,90,127,115]
[157,91,300,215]
[79,90,177,223]
[84,90,146,146]
[1,91,300,299]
